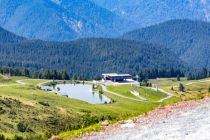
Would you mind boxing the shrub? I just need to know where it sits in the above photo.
[0,134,5,140]
[38,101,49,106]
[0,107,5,115]
[17,122,27,132]
[80,113,100,128]
[14,135,24,140]
[96,86,103,94]
[25,134,44,140]
[43,131,52,139]
[17,122,32,133]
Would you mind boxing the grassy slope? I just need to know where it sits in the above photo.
[107,85,167,101]
[0,75,12,84]
[150,78,210,100]
[0,76,181,139]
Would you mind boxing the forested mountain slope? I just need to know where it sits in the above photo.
[0,0,135,41]
[122,20,210,69]
[0,38,185,79]
[0,27,25,43]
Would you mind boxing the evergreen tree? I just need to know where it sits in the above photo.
[187,73,193,80]
[72,75,78,81]
[43,70,51,79]
[177,74,180,81]
[60,70,69,80]
[202,68,208,78]
[25,69,30,77]
[52,70,58,80]
[32,72,39,79]
[179,83,185,92]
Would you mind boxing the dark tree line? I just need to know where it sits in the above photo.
[0,67,30,77]
[0,66,209,81]
[187,68,210,80]
[32,69,70,80]
[0,67,70,80]
[136,68,184,81]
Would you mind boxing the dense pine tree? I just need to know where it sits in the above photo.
[179,83,185,92]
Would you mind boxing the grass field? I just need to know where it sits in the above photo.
[106,85,167,101]
[150,78,210,100]
[1,75,208,140]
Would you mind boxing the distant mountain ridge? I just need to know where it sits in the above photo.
[122,19,210,69]
[91,0,210,27]
[0,0,135,41]
[1,0,210,41]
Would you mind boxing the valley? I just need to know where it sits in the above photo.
[0,74,209,139]
[0,1,210,139]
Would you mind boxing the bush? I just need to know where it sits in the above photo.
[17,122,32,133]
[14,135,24,140]
[43,131,52,139]
[25,134,44,140]
[0,134,5,140]
[0,107,5,115]
[80,113,100,128]
[96,86,103,94]
[38,101,49,106]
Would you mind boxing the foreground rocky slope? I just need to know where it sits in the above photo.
[81,98,210,140]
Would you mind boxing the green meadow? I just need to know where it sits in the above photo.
[1,75,209,139]
[107,84,167,101]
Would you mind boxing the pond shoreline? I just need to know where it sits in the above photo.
[41,83,112,104]
[79,97,210,139]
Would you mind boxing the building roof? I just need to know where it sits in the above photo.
[102,73,131,77]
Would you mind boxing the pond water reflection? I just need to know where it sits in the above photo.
[42,84,111,104]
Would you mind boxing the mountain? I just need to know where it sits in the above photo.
[122,19,210,69]
[0,0,135,41]
[91,0,210,27]
[2,0,210,41]
[0,27,25,43]
[0,28,185,78]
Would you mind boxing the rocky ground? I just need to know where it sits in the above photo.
[79,97,210,140]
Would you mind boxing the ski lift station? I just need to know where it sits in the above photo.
[102,73,133,82]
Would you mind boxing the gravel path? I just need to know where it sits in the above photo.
[102,86,144,102]
[102,85,174,103]
[80,98,210,140]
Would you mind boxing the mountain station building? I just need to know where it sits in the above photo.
[102,73,132,82]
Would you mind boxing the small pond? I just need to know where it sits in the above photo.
[41,84,111,104]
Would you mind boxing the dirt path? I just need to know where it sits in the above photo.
[16,79,26,85]
[185,79,210,86]
[0,79,50,87]
[103,85,174,103]
[131,90,148,101]
[149,87,176,102]
[80,97,210,140]
[102,86,144,102]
